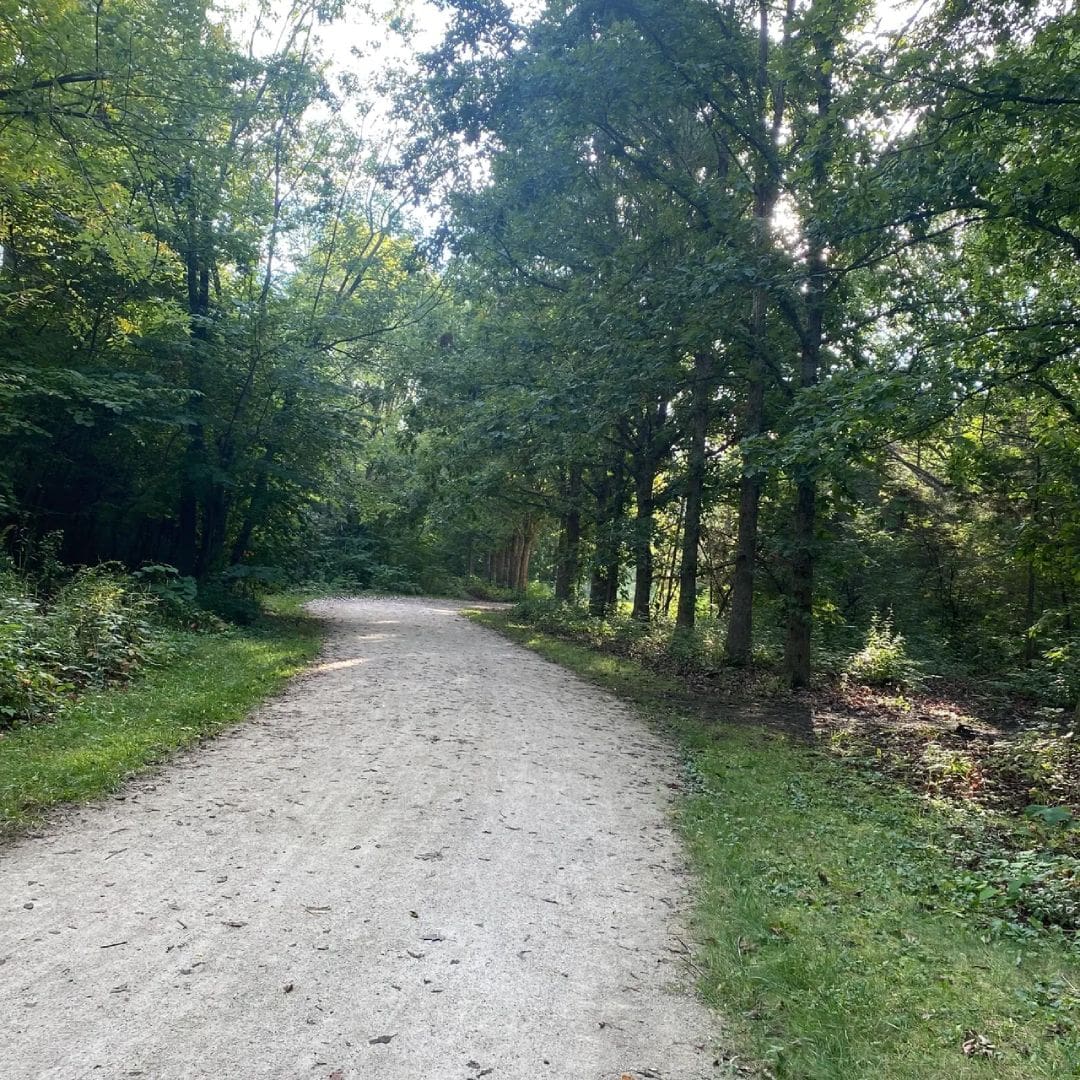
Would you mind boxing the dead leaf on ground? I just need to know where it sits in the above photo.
[962,1030,996,1057]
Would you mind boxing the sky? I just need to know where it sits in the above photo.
[226,0,928,98]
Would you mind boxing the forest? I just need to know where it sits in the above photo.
[1,0,1078,1074]
[2,0,1076,702]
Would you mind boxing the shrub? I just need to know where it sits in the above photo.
[132,563,197,617]
[0,575,65,725]
[463,576,518,602]
[0,562,175,728]
[40,565,162,684]
[1009,642,1080,711]
[844,613,923,688]
[369,565,423,595]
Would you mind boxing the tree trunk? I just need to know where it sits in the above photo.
[590,455,625,616]
[782,31,833,690]
[725,287,767,663]
[726,0,784,664]
[554,468,582,602]
[1023,561,1037,667]
[631,459,656,621]
[177,193,211,578]
[677,352,713,630]
[782,474,817,687]
[1023,455,1041,666]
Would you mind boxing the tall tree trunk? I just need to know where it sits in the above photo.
[196,483,229,579]
[590,454,625,616]
[1023,455,1041,666]
[725,287,767,663]
[782,29,833,689]
[677,352,713,629]
[554,468,582,602]
[663,501,684,618]
[1023,562,1038,667]
[631,459,656,621]
[726,0,782,663]
[228,388,297,566]
[177,189,211,578]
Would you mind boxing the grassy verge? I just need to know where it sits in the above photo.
[470,609,1080,1080]
[0,603,321,836]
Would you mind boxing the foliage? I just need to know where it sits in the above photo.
[948,849,1080,945]
[0,571,66,724]
[0,611,320,834]
[844,614,924,690]
[0,563,166,726]
[0,555,262,727]
[476,609,1080,1078]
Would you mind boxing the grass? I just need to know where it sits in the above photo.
[470,609,1080,1080]
[0,603,321,835]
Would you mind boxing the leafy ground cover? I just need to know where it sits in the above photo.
[472,608,1080,1079]
[0,595,320,835]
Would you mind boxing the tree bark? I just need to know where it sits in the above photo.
[631,458,656,621]
[782,28,833,690]
[726,0,782,662]
[177,205,211,577]
[677,351,713,629]
[725,287,767,663]
[590,454,625,616]
[554,468,582,602]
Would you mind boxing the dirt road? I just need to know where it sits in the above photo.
[1,598,724,1079]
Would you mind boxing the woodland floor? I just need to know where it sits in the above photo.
[0,597,726,1080]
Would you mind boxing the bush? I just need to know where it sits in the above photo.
[0,573,65,724]
[1009,642,1080,711]
[463,576,518,602]
[0,562,176,728]
[132,563,220,629]
[196,581,261,625]
[844,613,923,688]
[39,565,163,684]
[369,565,423,595]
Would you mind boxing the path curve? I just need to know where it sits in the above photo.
[1,597,724,1079]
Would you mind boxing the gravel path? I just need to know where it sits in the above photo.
[1,597,725,1080]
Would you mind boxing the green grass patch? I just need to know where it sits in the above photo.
[470,610,1080,1080]
[0,608,321,835]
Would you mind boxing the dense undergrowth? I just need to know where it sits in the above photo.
[0,550,229,728]
[0,555,321,832]
[474,609,1080,1078]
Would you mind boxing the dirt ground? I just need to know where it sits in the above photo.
[0,597,726,1080]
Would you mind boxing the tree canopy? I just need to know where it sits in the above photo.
[1,0,1076,700]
